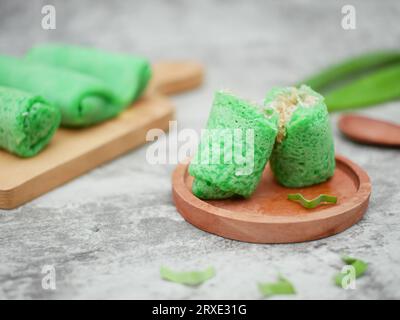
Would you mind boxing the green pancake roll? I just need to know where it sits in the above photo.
[265,85,335,188]
[189,91,278,199]
[26,44,152,106]
[191,178,235,200]
[0,55,119,127]
[0,86,60,157]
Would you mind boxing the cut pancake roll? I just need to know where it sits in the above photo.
[265,85,335,188]
[189,90,278,199]
[0,86,61,157]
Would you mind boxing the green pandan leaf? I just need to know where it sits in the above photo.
[325,63,400,111]
[287,193,337,209]
[334,256,368,287]
[258,275,296,298]
[300,51,400,92]
[160,266,215,286]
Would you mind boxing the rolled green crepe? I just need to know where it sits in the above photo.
[189,91,278,199]
[265,85,335,187]
[0,86,60,157]
[0,55,119,127]
[26,44,152,106]
[192,178,235,200]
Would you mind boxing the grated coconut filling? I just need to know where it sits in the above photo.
[269,86,317,142]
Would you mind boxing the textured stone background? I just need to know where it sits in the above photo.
[0,0,399,299]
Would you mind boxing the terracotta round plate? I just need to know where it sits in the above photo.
[172,155,371,243]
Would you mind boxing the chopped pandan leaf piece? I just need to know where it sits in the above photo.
[258,275,296,298]
[160,266,215,286]
[287,193,337,209]
[334,256,368,287]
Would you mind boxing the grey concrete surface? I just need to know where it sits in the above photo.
[0,0,399,299]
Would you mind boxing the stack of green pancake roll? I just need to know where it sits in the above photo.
[189,85,335,199]
[0,44,151,157]
[299,50,400,111]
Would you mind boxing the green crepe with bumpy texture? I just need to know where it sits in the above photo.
[26,44,152,107]
[192,178,235,200]
[189,91,278,199]
[0,55,119,127]
[266,85,335,187]
[0,86,60,157]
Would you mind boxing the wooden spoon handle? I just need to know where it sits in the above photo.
[338,114,400,147]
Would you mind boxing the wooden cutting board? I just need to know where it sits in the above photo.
[0,61,203,209]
